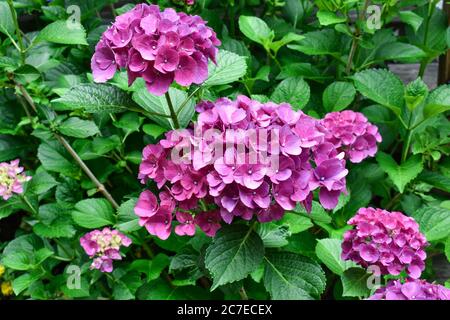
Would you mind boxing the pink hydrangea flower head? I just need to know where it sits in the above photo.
[0,159,32,201]
[368,279,450,300]
[80,228,132,273]
[321,110,382,163]
[342,207,428,279]
[91,4,220,95]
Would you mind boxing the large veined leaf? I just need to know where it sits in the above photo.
[132,87,195,129]
[287,29,340,56]
[52,84,132,113]
[413,206,450,241]
[315,238,356,276]
[423,85,450,119]
[418,170,450,193]
[204,50,248,87]
[271,77,310,110]
[376,42,426,62]
[322,81,356,112]
[0,135,30,162]
[376,152,423,193]
[352,69,404,115]
[263,252,326,300]
[72,198,115,229]
[36,20,88,45]
[205,224,264,290]
[316,11,346,26]
[238,15,273,46]
[399,11,423,33]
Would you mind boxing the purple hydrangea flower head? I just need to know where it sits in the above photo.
[342,207,428,279]
[321,110,382,163]
[0,159,32,201]
[135,96,380,239]
[368,279,450,300]
[80,228,131,273]
[91,4,220,95]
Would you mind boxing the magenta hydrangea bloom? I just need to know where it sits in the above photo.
[368,279,450,300]
[0,159,32,201]
[321,110,382,163]
[135,96,382,240]
[80,228,132,273]
[91,4,220,95]
[342,208,428,279]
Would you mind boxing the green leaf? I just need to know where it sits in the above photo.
[132,87,195,129]
[376,42,426,62]
[399,11,423,33]
[36,20,88,45]
[0,2,14,36]
[143,124,166,139]
[447,27,450,48]
[270,33,305,53]
[238,15,273,46]
[61,276,90,298]
[116,199,140,233]
[271,77,310,110]
[113,112,143,136]
[33,203,76,239]
[2,251,33,271]
[58,117,100,138]
[256,223,290,248]
[278,212,313,234]
[14,64,41,84]
[13,270,44,295]
[317,11,346,26]
[288,29,340,56]
[418,170,450,193]
[290,201,332,224]
[323,81,356,112]
[72,198,115,228]
[315,239,356,276]
[52,84,132,113]
[204,50,247,87]
[0,135,30,162]
[352,69,404,115]
[413,206,450,241]
[376,152,423,193]
[423,85,450,119]
[205,224,264,290]
[341,268,371,298]
[263,252,326,300]
[445,237,450,262]
[26,170,57,195]
[37,141,78,176]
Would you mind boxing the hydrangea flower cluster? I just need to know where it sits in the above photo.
[80,228,132,273]
[91,4,220,95]
[0,159,32,201]
[368,279,450,300]
[135,96,381,239]
[320,110,382,163]
[341,207,428,279]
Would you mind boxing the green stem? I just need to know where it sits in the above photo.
[142,241,155,259]
[345,0,370,74]
[165,91,180,129]
[239,287,249,300]
[21,194,37,215]
[401,110,414,163]
[6,0,25,65]
[177,86,202,116]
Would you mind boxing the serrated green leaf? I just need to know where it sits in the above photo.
[36,20,88,45]
[0,2,14,36]
[399,11,423,33]
[27,170,57,195]
[317,11,346,26]
[413,206,450,241]
[72,198,115,228]
[287,29,340,56]
[418,170,450,193]
[315,238,356,276]
[376,42,426,62]
[204,50,247,87]
[445,237,450,262]
[323,81,356,112]
[263,252,326,300]
[58,117,100,138]
[256,223,290,248]
[423,84,450,119]
[13,270,44,295]
[341,268,371,298]
[271,77,310,110]
[116,198,140,233]
[205,224,264,290]
[353,69,404,115]
[52,84,132,113]
[278,212,313,234]
[376,152,423,193]
[37,141,78,176]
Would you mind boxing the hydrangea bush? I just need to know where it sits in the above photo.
[0,0,449,301]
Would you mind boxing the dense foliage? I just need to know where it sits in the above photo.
[0,0,449,300]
